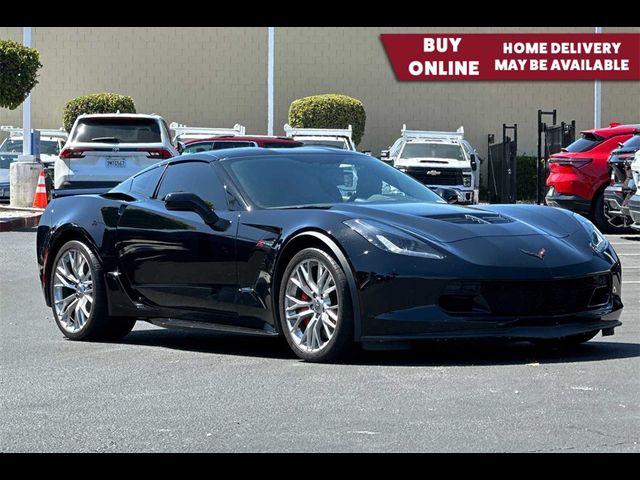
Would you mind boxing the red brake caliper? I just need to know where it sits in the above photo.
[299,291,311,327]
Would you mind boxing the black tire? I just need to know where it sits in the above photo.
[278,247,354,363]
[593,190,631,234]
[50,240,136,341]
[531,330,599,349]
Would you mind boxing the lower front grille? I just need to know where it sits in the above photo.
[440,274,611,317]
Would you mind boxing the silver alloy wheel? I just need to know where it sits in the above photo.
[53,248,94,334]
[284,258,339,353]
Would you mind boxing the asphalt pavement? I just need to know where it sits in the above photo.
[1,229,638,452]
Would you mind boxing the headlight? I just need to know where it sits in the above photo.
[344,219,444,259]
[463,175,472,187]
[573,213,608,253]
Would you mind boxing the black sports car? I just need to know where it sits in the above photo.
[37,148,624,362]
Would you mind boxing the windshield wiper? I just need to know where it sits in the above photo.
[90,136,120,143]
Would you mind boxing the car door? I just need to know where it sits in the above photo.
[116,160,238,320]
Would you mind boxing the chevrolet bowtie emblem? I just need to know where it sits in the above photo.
[426,170,441,176]
[520,248,546,260]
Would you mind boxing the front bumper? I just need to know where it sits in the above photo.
[545,187,591,215]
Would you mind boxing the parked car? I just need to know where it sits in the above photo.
[180,135,302,154]
[628,150,640,230]
[545,122,639,232]
[381,125,481,205]
[55,113,178,190]
[603,133,640,230]
[1,126,68,195]
[0,126,67,171]
[170,122,246,150]
[37,147,622,362]
[0,153,20,201]
[284,124,356,151]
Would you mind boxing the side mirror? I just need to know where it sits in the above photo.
[434,187,458,204]
[164,192,229,230]
[380,150,390,160]
[176,141,185,154]
[470,153,477,170]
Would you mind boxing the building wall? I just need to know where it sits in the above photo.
[0,27,267,136]
[2,27,638,165]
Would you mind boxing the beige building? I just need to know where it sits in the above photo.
[1,27,638,162]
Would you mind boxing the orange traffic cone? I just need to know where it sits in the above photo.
[33,169,48,208]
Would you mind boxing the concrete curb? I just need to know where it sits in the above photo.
[0,212,42,232]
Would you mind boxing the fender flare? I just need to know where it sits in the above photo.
[279,230,363,341]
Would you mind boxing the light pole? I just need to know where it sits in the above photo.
[267,27,274,136]
[594,26,602,128]
[22,26,32,157]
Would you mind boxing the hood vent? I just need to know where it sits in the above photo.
[429,213,514,225]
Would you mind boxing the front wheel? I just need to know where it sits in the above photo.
[531,330,599,349]
[279,248,354,363]
[50,240,136,341]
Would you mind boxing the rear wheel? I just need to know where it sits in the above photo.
[50,240,136,341]
[531,330,599,349]
[279,248,354,363]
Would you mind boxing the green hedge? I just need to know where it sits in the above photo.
[63,93,136,132]
[0,39,42,110]
[288,94,366,146]
[481,155,538,203]
[516,155,538,202]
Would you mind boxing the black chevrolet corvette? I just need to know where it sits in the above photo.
[37,148,624,362]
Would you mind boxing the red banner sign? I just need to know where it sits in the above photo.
[380,33,640,81]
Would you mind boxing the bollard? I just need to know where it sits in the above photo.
[9,159,41,208]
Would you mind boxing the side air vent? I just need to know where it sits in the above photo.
[429,213,514,224]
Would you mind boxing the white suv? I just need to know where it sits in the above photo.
[55,113,177,190]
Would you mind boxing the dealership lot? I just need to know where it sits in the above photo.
[0,229,638,452]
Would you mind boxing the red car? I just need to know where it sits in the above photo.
[546,122,640,232]
[179,135,302,154]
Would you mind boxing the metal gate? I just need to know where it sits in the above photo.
[536,110,576,204]
[487,124,518,204]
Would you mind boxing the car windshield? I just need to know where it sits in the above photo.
[71,118,162,143]
[299,139,348,149]
[564,133,604,153]
[0,153,20,169]
[400,143,465,160]
[222,153,444,209]
[0,139,61,155]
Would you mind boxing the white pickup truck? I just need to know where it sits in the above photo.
[284,124,356,151]
[381,125,481,205]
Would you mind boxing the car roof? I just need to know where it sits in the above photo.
[77,113,164,120]
[183,135,300,146]
[582,123,640,138]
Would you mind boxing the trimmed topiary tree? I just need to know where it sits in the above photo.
[0,39,42,110]
[63,93,136,132]
[288,94,366,146]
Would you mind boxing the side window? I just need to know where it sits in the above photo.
[157,162,228,210]
[183,142,213,154]
[131,165,165,198]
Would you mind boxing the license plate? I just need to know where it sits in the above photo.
[106,158,126,168]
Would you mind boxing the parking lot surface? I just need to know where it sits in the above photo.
[1,229,638,452]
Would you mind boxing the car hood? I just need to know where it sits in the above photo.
[332,202,581,243]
